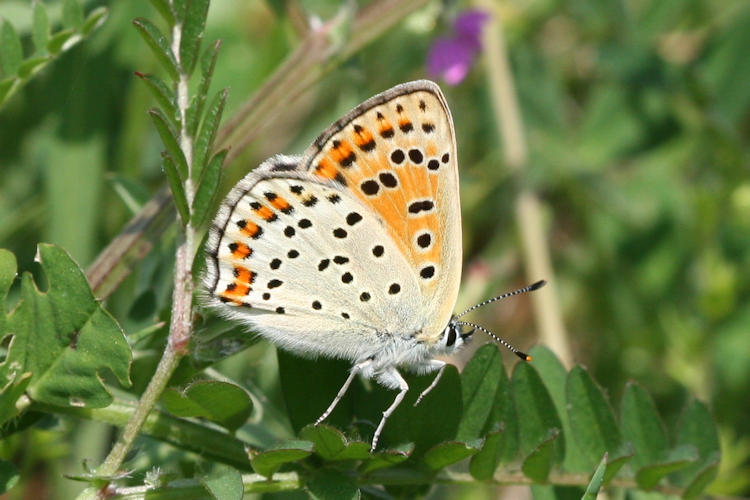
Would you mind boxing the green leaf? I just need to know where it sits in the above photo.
[300,424,370,461]
[566,366,622,469]
[582,453,608,500]
[368,366,462,455]
[136,72,177,127]
[62,0,84,30]
[278,351,355,434]
[250,440,313,478]
[359,443,413,474]
[32,1,50,54]
[699,7,750,124]
[191,316,261,363]
[511,361,564,462]
[80,7,108,36]
[601,444,632,484]
[132,17,179,81]
[456,344,503,441]
[422,440,481,471]
[469,426,504,480]
[162,380,253,431]
[670,399,721,495]
[682,462,720,500]
[1,19,23,76]
[635,444,699,489]
[0,245,131,409]
[0,76,15,105]
[0,372,32,426]
[17,56,50,79]
[0,459,19,494]
[149,0,176,27]
[529,345,589,473]
[46,28,76,55]
[179,0,210,75]
[199,463,242,500]
[192,149,226,226]
[306,468,359,500]
[172,0,187,23]
[621,381,668,470]
[187,40,221,136]
[162,152,190,224]
[0,248,16,330]
[521,429,559,482]
[193,88,228,177]
[150,108,188,179]
[484,356,518,465]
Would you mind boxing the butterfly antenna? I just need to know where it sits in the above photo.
[454,280,546,319]
[455,321,531,361]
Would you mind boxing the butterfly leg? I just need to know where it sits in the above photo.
[371,368,409,453]
[413,360,447,407]
[315,358,372,426]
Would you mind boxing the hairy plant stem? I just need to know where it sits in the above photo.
[77,12,197,500]
[106,469,689,498]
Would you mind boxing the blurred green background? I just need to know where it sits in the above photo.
[1,0,749,497]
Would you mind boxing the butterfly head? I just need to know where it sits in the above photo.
[438,319,475,353]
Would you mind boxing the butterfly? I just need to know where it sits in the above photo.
[204,80,544,451]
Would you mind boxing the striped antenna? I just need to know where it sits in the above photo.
[455,321,531,361]
[454,280,546,319]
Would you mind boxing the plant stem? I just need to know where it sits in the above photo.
[478,0,573,367]
[105,469,689,497]
[78,9,199,499]
[92,347,182,478]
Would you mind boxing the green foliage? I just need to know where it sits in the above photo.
[250,441,313,478]
[161,380,253,432]
[0,245,131,422]
[0,1,107,109]
[0,0,745,498]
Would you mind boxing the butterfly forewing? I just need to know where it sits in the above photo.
[301,81,462,342]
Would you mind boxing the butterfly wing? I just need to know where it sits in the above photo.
[300,80,461,342]
[205,81,461,360]
[204,157,424,361]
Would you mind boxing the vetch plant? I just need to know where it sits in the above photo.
[0,1,723,498]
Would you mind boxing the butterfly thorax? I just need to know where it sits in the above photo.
[354,320,470,387]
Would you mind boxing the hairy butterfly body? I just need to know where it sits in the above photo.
[205,80,538,451]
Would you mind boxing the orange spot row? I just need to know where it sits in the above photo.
[231,242,252,259]
[353,126,376,151]
[268,195,291,213]
[330,140,355,164]
[398,117,413,132]
[221,281,250,304]
[315,157,339,180]
[253,204,275,221]
[376,113,394,138]
[234,265,255,285]
[240,221,262,238]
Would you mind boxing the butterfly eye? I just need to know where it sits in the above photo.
[446,326,457,347]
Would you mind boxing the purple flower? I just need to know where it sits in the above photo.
[427,10,489,85]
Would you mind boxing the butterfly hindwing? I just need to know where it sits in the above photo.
[301,80,462,341]
[205,158,424,359]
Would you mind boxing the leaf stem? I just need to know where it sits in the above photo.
[105,468,689,497]
[33,398,252,470]
[90,345,182,477]
[78,7,199,497]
